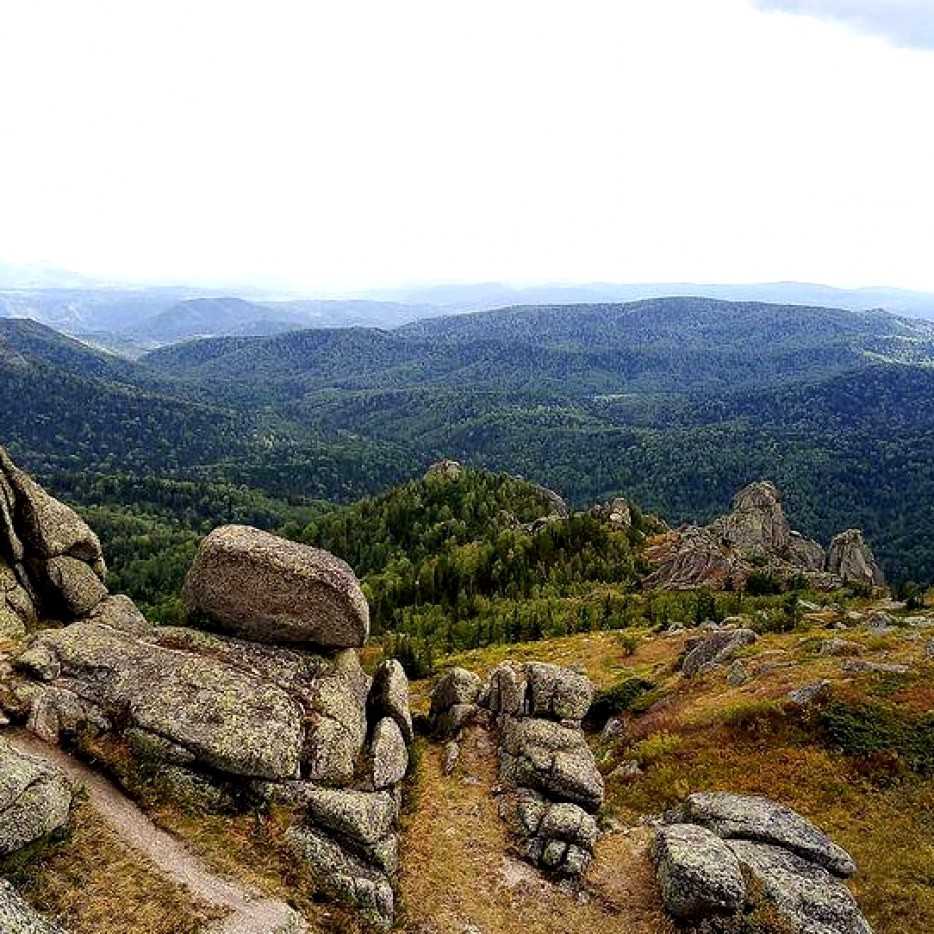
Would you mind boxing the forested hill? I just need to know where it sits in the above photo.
[143,297,934,395]
[4,297,934,582]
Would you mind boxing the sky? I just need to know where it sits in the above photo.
[1,0,933,294]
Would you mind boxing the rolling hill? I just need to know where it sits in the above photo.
[5,298,934,581]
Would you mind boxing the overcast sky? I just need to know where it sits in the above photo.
[1,0,933,293]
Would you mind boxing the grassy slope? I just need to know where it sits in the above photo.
[421,611,934,934]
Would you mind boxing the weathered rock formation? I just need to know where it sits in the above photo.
[0,879,66,934]
[680,627,758,678]
[0,446,106,639]
[430,661,603,881]
[588,496,632,529]
[644,481,884,593]
[828,529,886,588]
[0,448,411,929]
[0,737,73,857]
[653,792,871,933]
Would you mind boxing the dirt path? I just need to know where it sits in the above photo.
[8,731,304,934]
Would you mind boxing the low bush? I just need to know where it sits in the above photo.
[586,676,656,725]
[819,701,934,775]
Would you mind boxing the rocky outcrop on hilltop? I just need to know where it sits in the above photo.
[644,481,883,592]
[0,737,73,857]
[653,792,871,933]
[430,661,604,881]
[0,449,412,929]
[588,496,632,529]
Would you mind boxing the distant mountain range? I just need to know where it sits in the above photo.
[2,266,934,358]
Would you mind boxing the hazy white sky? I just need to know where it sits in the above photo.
[1,0,933,293]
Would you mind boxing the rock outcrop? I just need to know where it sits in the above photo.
[589,496,632,529]
[644,480,883,593]
[0,449,412,929]
[680,627,758,677]
[0,446,106,632]
[431,661,604,881]
[654,792,871,933]
[0,737,73,856]
[0,739,72,932]
[828,529,886,588]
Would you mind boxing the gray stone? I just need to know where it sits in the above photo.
[541,838,567,868]
[86,594,152,635]
[284,824,394,929]
[0,880,66,934]
[429,667,482,719]
[712,480,791,555]
[44,556,107,616]
[499,717,603,811]
[525,662,593,721]
[728,839,872,934]
[841,658,909,676]
[785,532,827,571]
[828,529,885,588]
[652,823,746,920]
[182,524,369,647]
[434,703,477,738]
[673,792,856,877]
[726,660,749,686]
[15,644,61,681]
[369,717,408,789]
[0,738,72,856]
[787,680,832,707]
[484,663,527,717]
[26,685,110,744]
[368,659,413,743]
[0,447,104,568]
[442,740,460,776]
[25,622,304,780]
[538,802,598,849]
[302,786,398,850]
[682,629,758,677]
[153,628,368,786]
[821,639,862,657]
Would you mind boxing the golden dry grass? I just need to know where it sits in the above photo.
[12,801,224,934]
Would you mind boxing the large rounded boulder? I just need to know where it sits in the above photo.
[183,525,369,647]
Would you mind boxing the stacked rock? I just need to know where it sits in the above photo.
[0,446,107,639]
[653,792,872,933]
[430,661,604,879]
[2,454,413,930]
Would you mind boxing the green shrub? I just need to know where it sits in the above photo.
[819,701,934,774]
[586,676,655,725]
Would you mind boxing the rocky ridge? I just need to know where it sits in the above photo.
[644,481,884,592]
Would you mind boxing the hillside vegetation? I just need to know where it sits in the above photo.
[4,298,934,582]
